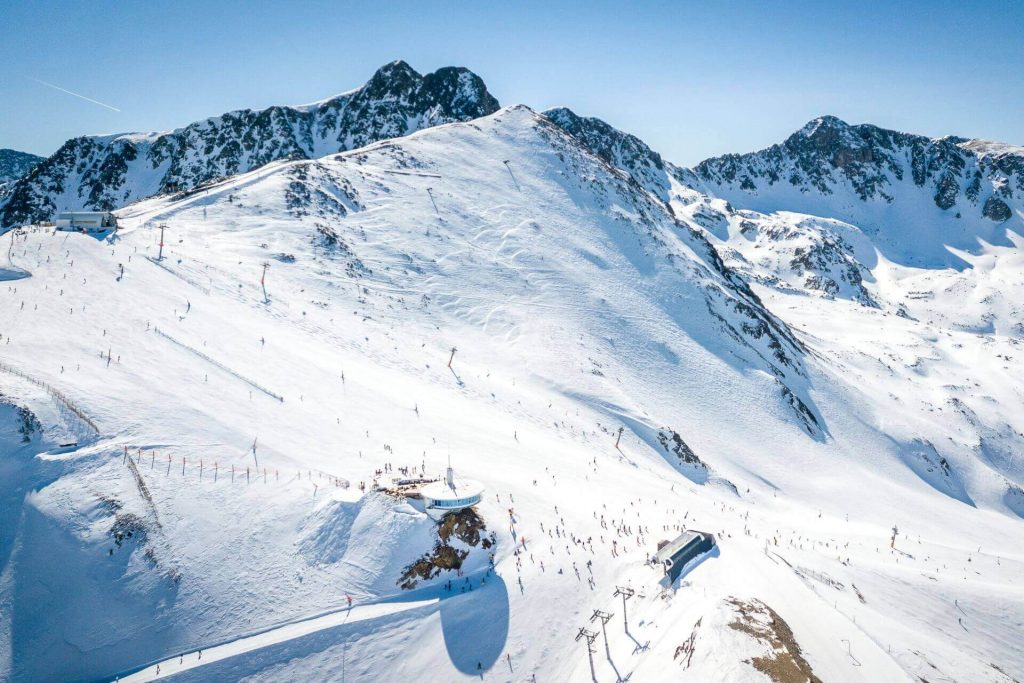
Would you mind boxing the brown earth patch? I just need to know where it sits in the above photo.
[727,597,822,683]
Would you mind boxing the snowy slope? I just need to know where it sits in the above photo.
[0,106,1022,683]
[0,61,498,230]
[552,108,1024,505]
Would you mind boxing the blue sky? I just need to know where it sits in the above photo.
[2,1,1022,166]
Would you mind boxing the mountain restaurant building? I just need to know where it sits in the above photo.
[654,530,715,581]
[55,211,117,232]
[420,466,484,520]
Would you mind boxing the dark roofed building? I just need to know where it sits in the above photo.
[654,530,715,581]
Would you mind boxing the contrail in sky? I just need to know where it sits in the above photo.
[28,77,122,112]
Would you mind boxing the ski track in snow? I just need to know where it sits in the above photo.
[116,597,437,682]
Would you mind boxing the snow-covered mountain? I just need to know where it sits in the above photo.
[543,107,693,203]
[691,115,1024,268]
[0,61,498,229]
[547,108,1024,331]
[0,149,43,194]
[1,72,1022,683]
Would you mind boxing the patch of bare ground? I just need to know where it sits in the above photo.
[727,597,822,683]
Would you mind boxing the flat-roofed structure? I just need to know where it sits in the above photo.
[654,529,715,580]
[420,466,484,520]
[55,211,116,232]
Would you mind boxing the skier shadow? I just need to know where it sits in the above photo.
[439,573,509,674]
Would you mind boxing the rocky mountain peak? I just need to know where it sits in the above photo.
[543,107,689,202]
[787,115,876,166]
[360,60,422,99]
[694,115,1023,240]
[795,114,851,138]
[0,61,500,229]
[544,107,664,168]
[419,66,499,119]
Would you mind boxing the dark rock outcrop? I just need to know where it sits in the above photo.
[398,507,491,589]
[0,149,44,188]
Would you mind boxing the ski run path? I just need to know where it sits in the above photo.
[116,597,436,682]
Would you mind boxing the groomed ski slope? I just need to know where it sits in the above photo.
[117,597,438,682]
[0,106,1021,682]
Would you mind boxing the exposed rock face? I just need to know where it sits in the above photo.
[0,61,499,228]
[544,107,691,202]
[723,212,876,306]
[0,149,44,188]
[398,507,491,590]
[983,195,1012,221]
[0,394,41,443]
[657,429,703,468]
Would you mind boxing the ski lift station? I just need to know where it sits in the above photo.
[55,211,117,233]
[419,465,484,520]
[654,530,715,581]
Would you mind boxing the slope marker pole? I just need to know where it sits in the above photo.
[260,262,270,303]
[503,160,520,191]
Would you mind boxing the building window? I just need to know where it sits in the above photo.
[431,495,480,508]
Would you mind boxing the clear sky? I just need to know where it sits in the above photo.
[2,0,1022,166]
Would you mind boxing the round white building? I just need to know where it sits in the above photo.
[420,466,484,519]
